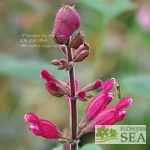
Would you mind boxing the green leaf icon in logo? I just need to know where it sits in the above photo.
[109,129,118,137]
[96,125,109,138]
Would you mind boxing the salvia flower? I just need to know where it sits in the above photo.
[40,69,70,96]
[81,79,103,92]
[80,97,132,134]
[53,5,81,44]
[24,113,63,139]
[46,81,66,97]
[78,78,115,130]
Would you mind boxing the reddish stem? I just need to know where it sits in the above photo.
[66,41,78,150]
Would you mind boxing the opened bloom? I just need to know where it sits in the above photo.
[78,78,115,130]
[24,113,63,139]
[53,5,81,44]
[80,97,132,134]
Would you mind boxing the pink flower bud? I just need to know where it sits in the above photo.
[73,42,90,62]
[73,50,89,62]
[50,59,60,66]
[40,69,70,95]
[40,69,55,81]
[53,5,81,44]
[24,113,63,139]
[103,78,115,93]
[76,91,87,101]
[46,81,66,97]
[117,97,133,109]
[81,79,103,92]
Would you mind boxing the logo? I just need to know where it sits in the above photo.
[95,125,146,144]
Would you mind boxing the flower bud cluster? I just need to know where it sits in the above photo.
[75,79,103,101]
[24,113,63,139]
[40,69,70,97]
[50,59,74,71]
[78,78,132,136]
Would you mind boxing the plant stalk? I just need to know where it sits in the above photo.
[66,42,78,150]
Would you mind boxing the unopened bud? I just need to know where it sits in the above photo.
[74,50,89,62]
[81,79,103,92]
[50,59,60,66]
[69,31,85,49]
[73,42,90,62]
[53,5,81,44]
[73,44,86,58]
[46,81,66,97]
[76,91,87,101]
[40,69,55,81]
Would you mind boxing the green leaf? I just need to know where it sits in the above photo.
[121,75,150,97]
[52,146,63,150]
[0,54,66,83]
[81,0,136,19]
[80,143,102,150]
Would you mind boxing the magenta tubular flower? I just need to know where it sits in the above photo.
[103,78,116,93]
[81,97,132,134]
[24,113,63,139]
[78,78,115,130]
[86,92,114,120]
[86,78,115,120]
[53,5,81,44]
[94,97,132,126]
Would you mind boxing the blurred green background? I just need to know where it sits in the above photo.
[0,0,150,149]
